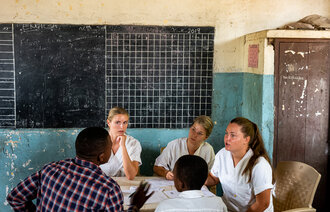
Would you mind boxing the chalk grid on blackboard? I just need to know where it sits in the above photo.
[105,26,214,128]
[0,24,214,129]
[0,24,15,128]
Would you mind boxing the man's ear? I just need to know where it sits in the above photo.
[98,152,106,164]
[175,178,185,192]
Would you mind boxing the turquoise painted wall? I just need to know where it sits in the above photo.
[0,72,274,210]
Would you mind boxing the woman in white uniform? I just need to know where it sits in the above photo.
[153,115,215,180]
[100,107,142,180]
[205,117,274,212]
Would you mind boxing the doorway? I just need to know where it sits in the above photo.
[274,39,329,211]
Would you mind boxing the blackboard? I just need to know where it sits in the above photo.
[0,24,214,128]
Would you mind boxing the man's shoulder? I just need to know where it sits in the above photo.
[41,159,121,192]
[41,158,72,170]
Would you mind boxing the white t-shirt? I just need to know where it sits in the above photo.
[155,190,227,212]
[211,148,273,212]
[100,135,142,177]
[154,137,215,171]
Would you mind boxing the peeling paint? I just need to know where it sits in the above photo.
[285,50,295,54]
[297,51,308,57]
[314,88,319,93]
[315,111,322,116]
[286,64,295,72]
[22,160,31,167]
[300,80,307,99]
[282,105,285,110]
[4,186,9,205]
[5,140,19,148]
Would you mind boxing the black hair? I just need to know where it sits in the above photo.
[174,155,208,190]
[75,127,110,160]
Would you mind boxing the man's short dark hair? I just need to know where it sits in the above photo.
[75,127,110,160]
[174,155,208,190]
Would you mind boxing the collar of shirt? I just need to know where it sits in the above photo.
[74,157,103,174]
[238,148,253,166]
[178,190,204,198]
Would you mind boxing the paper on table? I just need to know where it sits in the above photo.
[123,191,169,205]
[145,178,174,189]
[122,186,168,206]
[129,186,164,193]
[145,191,169,204]
[122,190,135,206]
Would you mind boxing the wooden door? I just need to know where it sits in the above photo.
[274,39,329,211]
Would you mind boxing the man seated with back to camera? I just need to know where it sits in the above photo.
[7,127,152,212]
[155,155,227,212]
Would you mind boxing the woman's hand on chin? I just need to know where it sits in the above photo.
[117,135,127,148]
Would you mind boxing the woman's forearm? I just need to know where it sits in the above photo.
[121,146,139,180]
[153,165,168,177]
[246,189,271,212]
[205,172,220,186]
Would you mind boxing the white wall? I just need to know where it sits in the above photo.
[0,0,329,73]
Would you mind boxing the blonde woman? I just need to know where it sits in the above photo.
[100,107,142,180]
[153,115,215,180]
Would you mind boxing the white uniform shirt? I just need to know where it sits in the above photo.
[211,148,273,212]
[155,190,227,212]
[154,137,215,171]
[100,135,142,177]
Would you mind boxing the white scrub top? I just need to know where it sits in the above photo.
[155,190,227,212]
[211,148,273,212]
[100,135,142,177]
[154,137,215,171]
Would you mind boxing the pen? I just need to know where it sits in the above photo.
[129,191,136,198]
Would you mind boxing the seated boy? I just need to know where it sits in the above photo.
[155,155,227,212]
[7,127,151,211]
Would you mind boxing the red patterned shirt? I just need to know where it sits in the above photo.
[7,157,124,211]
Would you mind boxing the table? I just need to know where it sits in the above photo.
[113,176,175,211]
[113,176,215,212]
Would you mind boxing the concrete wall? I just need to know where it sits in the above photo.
[1,0,329,210]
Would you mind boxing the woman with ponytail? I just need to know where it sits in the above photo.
[205,117,274,212]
